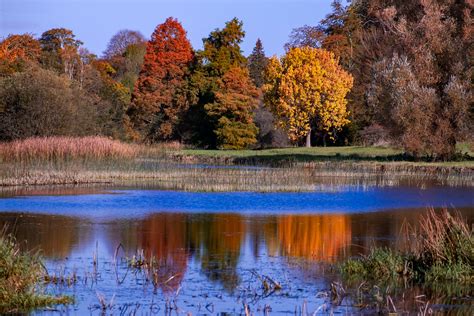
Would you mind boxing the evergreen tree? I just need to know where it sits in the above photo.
[247,39,267,88]
[189,18,259,149]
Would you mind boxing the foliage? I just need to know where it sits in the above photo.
[205,67,259,149]
[0,230,72,313]
[129,17,194,142]
[39,28,83,77]
[351,0,473,159]
[247,39,268,88]
[287,0,472,157]
[103,29,145,59]
[190,18,259,149]
[201,18,246,76]
[0,34,41,75]
[264,47,353,147]
[0,66,101,140]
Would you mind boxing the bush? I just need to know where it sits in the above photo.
[0,66,101,141]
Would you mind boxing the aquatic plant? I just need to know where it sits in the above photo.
[341,209,473,283]
[0,229,73,313]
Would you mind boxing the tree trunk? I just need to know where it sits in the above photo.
[305,129,311,147]
[322,133,327,147]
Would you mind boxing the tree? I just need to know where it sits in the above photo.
[201,18,246,76]
[264,47,353,147]
[190,18,259,149]
[205,67,259,149]
[129,17,194,142]
[361,0,473,159]
[0,66,101,140]
[103,29,145,59]
[0,34,41,75]
[284,25,325,50]
[39,28,83,78]
[247,39,268,88]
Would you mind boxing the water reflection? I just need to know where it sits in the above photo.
[2,208,470,293]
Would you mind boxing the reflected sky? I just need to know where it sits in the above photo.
[0,186,472,219]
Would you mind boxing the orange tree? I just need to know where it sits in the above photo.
[264,47,353,147]
[129,17,193,142]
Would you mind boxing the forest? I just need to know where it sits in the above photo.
[0,0,472,160]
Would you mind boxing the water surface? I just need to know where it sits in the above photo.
[0,185,472,314]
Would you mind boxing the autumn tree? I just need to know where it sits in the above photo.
[264,47,353,147]
[205,67,259,149]
[359,0,473,159]
[0,34,41,75]
[189,18,259,149]
[129,17,194,142]
[201,18,246,76]
[39,28,83,79]
[103,29,145,59]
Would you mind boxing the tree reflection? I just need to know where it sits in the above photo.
[0,213,88,258]
[137,213,188,292]
[271,214,352,262]
[188,214,245,292]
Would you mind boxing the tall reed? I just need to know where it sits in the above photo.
[0,136,137,163]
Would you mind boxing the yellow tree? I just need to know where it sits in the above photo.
[264,47,353,147]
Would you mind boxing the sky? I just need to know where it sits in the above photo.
[0,0,333,57]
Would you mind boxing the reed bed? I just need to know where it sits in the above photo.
[341,208,473,283]
[0,159,472,191]
[0,136,137,163]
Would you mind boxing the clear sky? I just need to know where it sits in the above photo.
[0,0,333,57]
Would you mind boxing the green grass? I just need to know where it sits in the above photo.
[178,145,474,166]
[0,230,73,313]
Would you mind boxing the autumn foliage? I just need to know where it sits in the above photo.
[264,47,353,147]
[129,17,194,142]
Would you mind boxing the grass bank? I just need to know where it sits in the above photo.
[0,229,72,313]
[175,145,473,167]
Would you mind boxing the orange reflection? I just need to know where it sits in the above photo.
[138,213,188,292]
[274,214,352,262]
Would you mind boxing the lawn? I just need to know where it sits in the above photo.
[179,145,473,166]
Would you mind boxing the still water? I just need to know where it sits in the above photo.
[0,185,473,314]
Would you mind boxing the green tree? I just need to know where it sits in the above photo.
[247,39,268,88]
[0,66,101,140]
[190,18,259,149]
[39,28,83,78]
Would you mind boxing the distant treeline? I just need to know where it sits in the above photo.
[0,0,471,159]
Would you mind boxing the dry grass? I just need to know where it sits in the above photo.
[0,136,137,163]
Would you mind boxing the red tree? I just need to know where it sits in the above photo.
[128,17,194,142]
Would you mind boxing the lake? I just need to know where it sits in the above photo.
[0,184,473,314]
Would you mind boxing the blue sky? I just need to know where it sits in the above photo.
[0,0,333,57]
